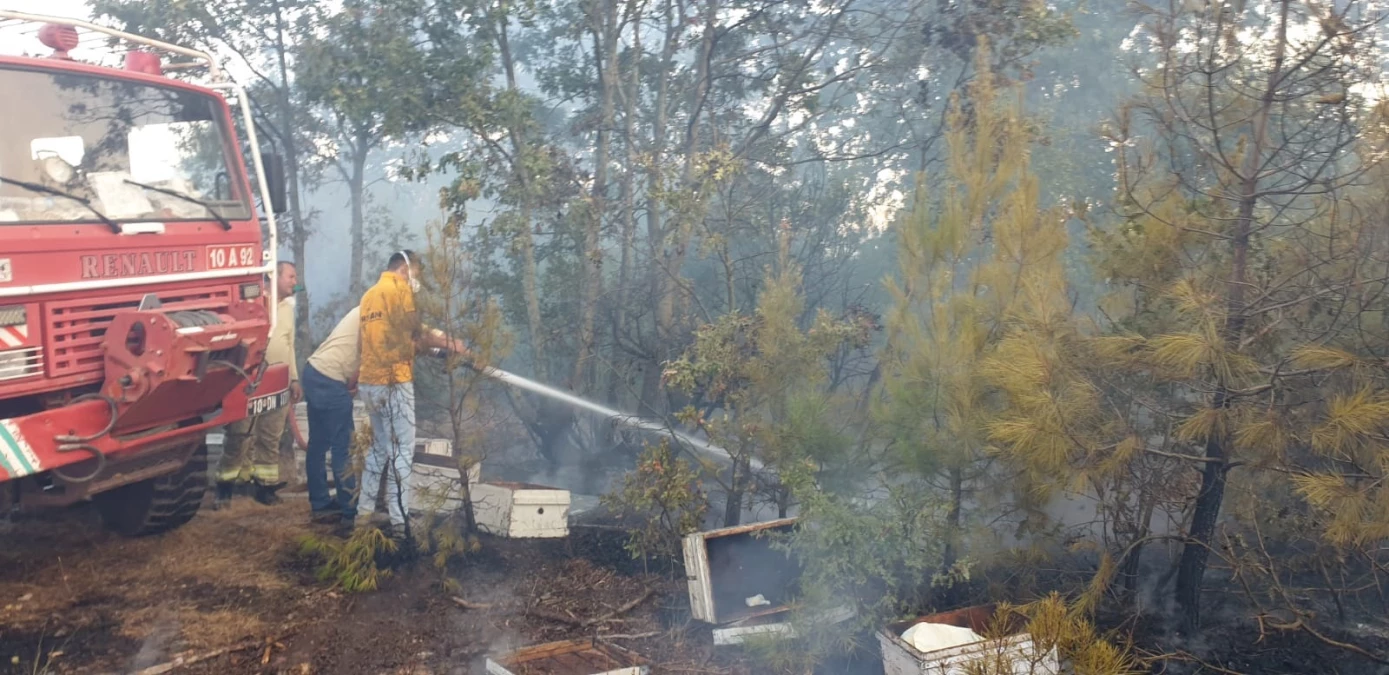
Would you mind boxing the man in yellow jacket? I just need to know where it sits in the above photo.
[357,251,474,536]
[215,261,301,508]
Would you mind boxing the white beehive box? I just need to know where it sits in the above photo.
[470,481,570,538]
[683,518,799,625]
[485,638,649,675]
[711,605,856,646]
[408,438,480,514]
[292,400,370,446]
[879,605,1060,675]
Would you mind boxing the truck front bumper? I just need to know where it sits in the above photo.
[1,363,290,506]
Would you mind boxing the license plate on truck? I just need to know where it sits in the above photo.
[247,390,290,417]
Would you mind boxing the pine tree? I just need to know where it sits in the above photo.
[987,1,1389,643]
[878,40,1072,574]
[663,224,864,525]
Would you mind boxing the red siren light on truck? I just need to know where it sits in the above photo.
[37,23,79,59]
[124,50,162,76]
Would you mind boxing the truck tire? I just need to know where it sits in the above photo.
[95,440,209,537]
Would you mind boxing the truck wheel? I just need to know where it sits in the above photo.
[95,440,209,537]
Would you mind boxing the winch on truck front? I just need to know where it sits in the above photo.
[0,10,292,536]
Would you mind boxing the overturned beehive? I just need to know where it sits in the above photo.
[683,518,855,645]
[485,638,649,675]
[684,518,800,625]
[879,604,1059,675]
[470,481,570,538]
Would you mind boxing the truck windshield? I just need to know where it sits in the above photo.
[0,67,251,224]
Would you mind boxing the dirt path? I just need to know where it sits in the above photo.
[0,498,739,675]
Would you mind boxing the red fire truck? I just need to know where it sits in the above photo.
[0,11,292,535]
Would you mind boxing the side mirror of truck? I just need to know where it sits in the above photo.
[263,153,288,215]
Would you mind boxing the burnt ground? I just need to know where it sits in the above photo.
[4,493,1389,674]
[0,494,748,675]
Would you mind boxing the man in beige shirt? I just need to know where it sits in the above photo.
[303,306,361,525]
[215,261,300,508]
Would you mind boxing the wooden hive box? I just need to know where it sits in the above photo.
[878,604,1060,675]
[683,518,800,626]
[682,518,854,645]
[485,638,649,675]
[470,481,570,538]
[408,438,481,514]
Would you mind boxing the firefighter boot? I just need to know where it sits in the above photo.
[253,482,285,506]
[212,482,234,510]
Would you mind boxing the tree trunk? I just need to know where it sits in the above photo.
[272,3,310,363]
[450,413,479,533]
[607,0,642,407]
[722,454,748,527]
[496,19,548,382]
[1173,0,1290,633]
[348,141,368,298]
[942,467,963,571]
[635,0,681,418]
[1175,433,1229,630]
[654,0,717,350]
[1120,499,1154,602]
[575,0,618,394]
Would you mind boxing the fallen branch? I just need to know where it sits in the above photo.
[132,640,262,675]
[525,606,587,628]
[451,596,494,610]
[598,631,661,640]
[527,588,657,628]
[1268,618,1389,665]
[592,588,656,626]
[133,628,300,675]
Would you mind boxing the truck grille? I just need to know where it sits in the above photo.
[45,287,233,381]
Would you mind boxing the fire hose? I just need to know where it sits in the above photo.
[290,406,308,450]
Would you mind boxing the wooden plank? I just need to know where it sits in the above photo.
[886,604,1002,636]
[550,651,593,674]
[683,531,716,623]
[598,642,650,666]
[412,453,460,470]
[500,638,594,664]
[494,639,650,675]
[576,647,623,669]
[716,604,791,624]
[488,480,562,490]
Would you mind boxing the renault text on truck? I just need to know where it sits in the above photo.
[0,11,291,535]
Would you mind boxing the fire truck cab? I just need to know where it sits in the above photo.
[0,11,292,535]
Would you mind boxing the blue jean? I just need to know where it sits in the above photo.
[357,382,415,528]
[304,364,357,517]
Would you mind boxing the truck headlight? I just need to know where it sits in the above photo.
[0,349,36,380]
[0,305,25,327]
